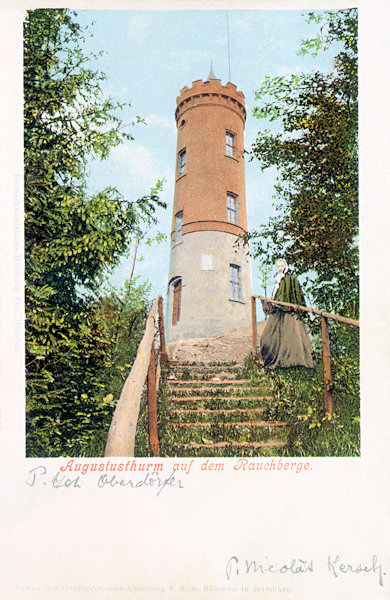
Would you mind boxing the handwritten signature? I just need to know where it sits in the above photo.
[25,466,184,496]
[226,555,386,587]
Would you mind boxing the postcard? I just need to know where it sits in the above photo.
[1,0,389,599]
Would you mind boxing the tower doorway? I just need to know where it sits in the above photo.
[172,278,182,326]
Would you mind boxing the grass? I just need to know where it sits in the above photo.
[244,324,360,457]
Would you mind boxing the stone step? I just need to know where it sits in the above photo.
[169,408,266,415]
[169,421,287,428]
[168,421,288,445]
[169,367,247,373]
[168,358,243,363]
[168,362,244,369]
[170,408,267,424]
[174,440,286,450]
[171,371,241,379]
[171,386,257,394]
[170,396,272,403]
[168,379,250,385]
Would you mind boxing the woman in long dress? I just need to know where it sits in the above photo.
[259,259,315,370]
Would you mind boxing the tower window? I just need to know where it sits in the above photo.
[227,193,239,223]
[178,148,186,175]
[229,264,241,301]
[172,279,182,326]
[175,211,183,242]
[226,131,237,158]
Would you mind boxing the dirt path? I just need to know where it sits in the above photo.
[168,321,265,364]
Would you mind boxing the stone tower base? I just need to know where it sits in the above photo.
[166,230,252,344]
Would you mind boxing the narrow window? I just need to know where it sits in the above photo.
[229,264,241,301]
[227,193,238,223]
[226,131,236,158]
[175,211,183,242]
[178,148,186,175]
[172,279,182,325]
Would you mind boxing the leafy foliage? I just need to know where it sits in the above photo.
[24,9,166,456]
[247,322,359,457]
[248,9,358,315]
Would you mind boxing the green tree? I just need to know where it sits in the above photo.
[24,9,166,456]
[249,9,358,315]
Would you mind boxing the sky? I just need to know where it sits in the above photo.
[73,9,341,302]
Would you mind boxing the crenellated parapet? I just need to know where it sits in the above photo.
[175,78,246,124]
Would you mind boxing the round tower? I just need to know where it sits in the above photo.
[166,70,252,344]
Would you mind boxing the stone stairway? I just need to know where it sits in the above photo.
[162,359,289,457]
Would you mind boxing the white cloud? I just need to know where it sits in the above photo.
[126,13,155,44]
[108,140,175,208]
[230,14,254,35]
[145,113,176,133]
[165,49,212,74]
[111,142,161,191]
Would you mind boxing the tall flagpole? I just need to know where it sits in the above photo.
[226,11,231,81]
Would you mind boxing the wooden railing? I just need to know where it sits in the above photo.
[251,295,360,417]
[104,295,167,457]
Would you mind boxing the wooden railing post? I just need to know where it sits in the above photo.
[321,315,334,417]
[147,342,159,456]
[104,297,159,457]
[251,295,257,352]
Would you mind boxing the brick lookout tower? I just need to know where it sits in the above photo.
[166,68,252,344]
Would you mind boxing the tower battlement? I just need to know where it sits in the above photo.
[175,79,246,124]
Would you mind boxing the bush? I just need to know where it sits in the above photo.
[249,321,360,457]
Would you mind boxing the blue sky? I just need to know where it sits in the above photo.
[75,9,341,300]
